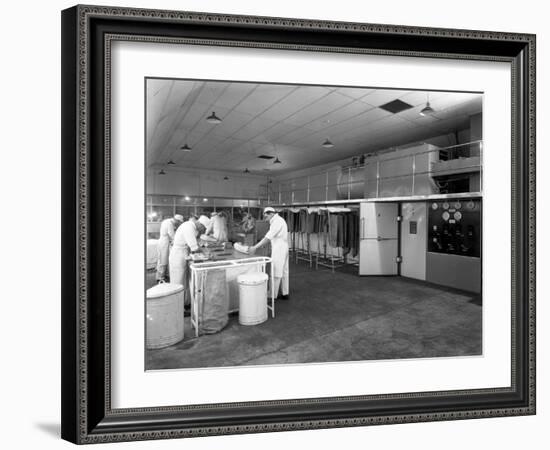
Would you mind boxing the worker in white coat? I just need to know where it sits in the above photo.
[250,207,289,300]
[198,212,211,231]
[155,214,184,282]
[208,211,228,242]
[169,216,206,305]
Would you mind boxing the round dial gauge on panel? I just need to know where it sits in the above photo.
[442,211,450,221]
[442,202,450,210]
[431,202,439,210]
[467,201,475,209]
[454,202,462,210]
[454,211,462,221]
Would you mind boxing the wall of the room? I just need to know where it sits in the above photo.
[147,167,269,200]
[270,129,473,186]
[268,127,477,202]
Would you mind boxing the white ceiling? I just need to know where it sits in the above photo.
[147,79,482,175]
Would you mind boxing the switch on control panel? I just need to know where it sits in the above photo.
[427,199,481,257]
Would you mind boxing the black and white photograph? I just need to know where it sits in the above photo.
[144,78,483,370]
[54,1,538,445]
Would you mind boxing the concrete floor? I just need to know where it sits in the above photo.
[145,261,482,370]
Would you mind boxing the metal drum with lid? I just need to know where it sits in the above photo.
[237,272,268,326]
[146,282,184,349]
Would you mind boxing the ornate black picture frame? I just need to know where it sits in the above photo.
[61,4,536,444]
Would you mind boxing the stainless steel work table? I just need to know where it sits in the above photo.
[189,250,274,337]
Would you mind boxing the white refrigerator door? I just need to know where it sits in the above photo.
[359,203,398,275]
[401,202,427,280]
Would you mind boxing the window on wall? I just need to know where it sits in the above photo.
[151,205,174,221]
[147,195,175,221]
[249,207,262,220]
[233,207,248,223]
[147,195,267,222]
[174,206,194,220]
[197,206,215,217]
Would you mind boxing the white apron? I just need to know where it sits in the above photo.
[169,244,191,305]
[271,236,289,278]
[157,235,170,266]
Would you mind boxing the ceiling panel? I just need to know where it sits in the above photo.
[326,107,391,138]
[177,101,214,132]
[259,86,329,121]
[276,126,317,145]
[336,87,375,100]
[218,138,251,154]
[360,89,411,107]
[301,100,372,131]
[397,90,448,107]
[213,83,257,109]
[372,115,419,132]
[193,81,229,106]
[283,91,352,127]
[234,84,296,116]
[208,110,255,137]
[146,80,173,141]
[164,82,196,114]
[231,117,279,141]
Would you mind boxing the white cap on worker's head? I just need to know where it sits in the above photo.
[174,214,184,222]
[263,207,276,214]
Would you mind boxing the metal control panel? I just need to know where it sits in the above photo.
[427,199,481,257]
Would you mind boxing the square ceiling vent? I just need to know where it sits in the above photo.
[257,155,275,159]
[378,99,413,114]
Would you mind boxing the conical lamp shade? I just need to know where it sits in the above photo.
[419,102,435,116]
[206,111,222,124]
[322,138,334,148]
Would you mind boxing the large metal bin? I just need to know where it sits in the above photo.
[237,272,268,326]
[146,282,184,349]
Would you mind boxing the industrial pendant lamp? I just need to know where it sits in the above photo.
[206,111,222,124]
[322,138,334,148]
[419,93,435,116]
[273,157,282,164]
[180,143,192,151]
